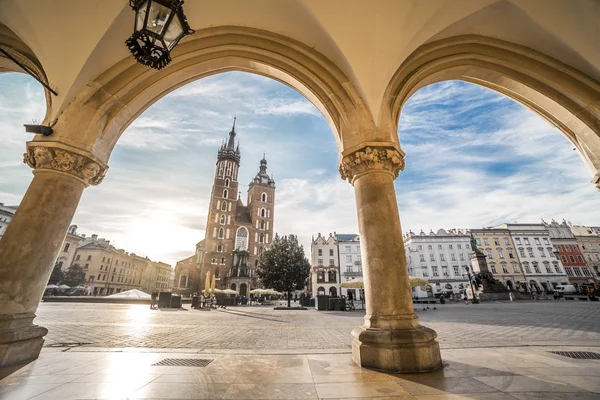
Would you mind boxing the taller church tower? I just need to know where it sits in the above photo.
[198,119,276,298]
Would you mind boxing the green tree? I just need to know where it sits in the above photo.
[256,234,310,307]
[63,264,86,287]
[47,262,64,285]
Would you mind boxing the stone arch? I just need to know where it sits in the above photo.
[329,286,337,297]
[230,283,236,291]
[382,35,600,188]
[239,283,247,297]
[45,26,376,164]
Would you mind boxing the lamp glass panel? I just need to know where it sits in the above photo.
[135,1,149,31]
[147,3,172,35]
[164,15,184,48]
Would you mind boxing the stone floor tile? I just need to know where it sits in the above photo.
[523,366,600,376]
[474,375,586,393]
[413,394,517,400]
[548,375,600,393]
[509,392,600,400]
[312,373,394,383]
[395,377,499,395]
[131,382,231,399]
[223,383,317,399]
[233,369,314,383]
[0,373,84,386]
[0,383,62,400]
[315,381,411,398]
[153,373,237,384]
[25,381,147,400]
[70,372,160,385]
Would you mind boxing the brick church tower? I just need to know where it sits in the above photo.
[198,119,275,297]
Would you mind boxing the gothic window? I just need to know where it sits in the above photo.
[179,275,187,288]
[211,257,216,264]
[259,233,264,243]
[261,193,267,202]
[235,227,249,251]
[226,163,232,176]
[217,244,223,252]
[260,208,266,217]
[225,178,230,187]
[223,189,228,199]
[260,220,265,230]
[220,215,225,225]
[221,201,227,211]
[221,257,226,265]
[218,228,224,239]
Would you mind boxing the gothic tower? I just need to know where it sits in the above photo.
[200,119,241,285]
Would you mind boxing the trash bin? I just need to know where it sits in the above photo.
[328,298,338,310]
[316,295,329,310]
[337,298,346,311]
[170,294,182,308]
[158,292,172,308]
[191,295,199,308]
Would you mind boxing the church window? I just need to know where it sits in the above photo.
[226,162,232,176]
[211,257,216,264]
[235,227,249,251]
[221,257,226,265]
[217,244,223,252]
[218,228,224,239]
[179,275,187,288]
[260,220,265,230]
[220,215,225,225]
[259,233,264,243]
[225,178,230,187]
[223,189,228,199]
[221,201,227,211]
[259,247,264,255]
[260,208,266,217]
[261,193,267,202]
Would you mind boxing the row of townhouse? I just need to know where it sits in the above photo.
[312,221,599,299]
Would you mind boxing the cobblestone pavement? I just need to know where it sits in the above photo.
[36,301,600,351]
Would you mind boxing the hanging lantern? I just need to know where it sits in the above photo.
[125,0,194,70]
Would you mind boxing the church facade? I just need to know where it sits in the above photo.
[196,120,276,297]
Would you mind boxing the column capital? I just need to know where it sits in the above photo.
[23,141,108,187]
[339,142,405,184]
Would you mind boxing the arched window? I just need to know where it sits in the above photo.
[223,189,228,199]
[260,220,265,230]
[225,178,230,187]
[259,233,264,243]
[259,247,264,255]
[260,208,266,217]
[261,193,267,202]
[211,257,216,264]
[218,228,224,239]
[217,244,223,252]
[221,201,227,211]
[235,227,249,251]
[179,275,187,288]
[220,215,225,225]
[220,257,226,264]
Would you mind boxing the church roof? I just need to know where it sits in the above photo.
[217,117,241,163]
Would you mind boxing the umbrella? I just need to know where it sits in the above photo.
[107,289,151,299]
[210,273,216,296]
[409,277,429,288]
[250,288,263,295]
[204,271,210,297]
[341,282,364,289]
[45,284,59,289]
[222,289,239,295]
[58,284,71,290]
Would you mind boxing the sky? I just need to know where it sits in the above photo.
[1,72,599,267]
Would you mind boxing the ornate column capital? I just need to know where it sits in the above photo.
[339,143,405,184]
[23,142,108,186]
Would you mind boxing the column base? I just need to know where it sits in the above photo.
[352,324,442,373]
[0,313,48,376]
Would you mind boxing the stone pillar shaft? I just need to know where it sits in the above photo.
[0,142,107,372]
[340,144,442,373]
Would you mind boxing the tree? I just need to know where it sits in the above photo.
[63,264,86,287]
[256,234,311,307]
[47,262,64,285]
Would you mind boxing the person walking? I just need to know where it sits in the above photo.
[150,291,158,309]
[463,289,468,305]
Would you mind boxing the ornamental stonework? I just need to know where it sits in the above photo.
[339,146,405,183]
[23,145,107,186]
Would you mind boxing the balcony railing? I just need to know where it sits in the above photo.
[344,271,362,277]
[354,261,362,266]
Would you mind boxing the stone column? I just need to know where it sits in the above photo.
[0,142,107,372]
[340,144,442,373]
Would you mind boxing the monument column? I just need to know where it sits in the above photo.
[340,143,442,373]
[0,141,107,372]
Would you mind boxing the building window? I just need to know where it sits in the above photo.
[420,254,425,262]
[218,228,224,239]
[440,254,445,261]
[259,233,264,243]
[224,178,230,187]
[502,263,509,273]
[490,263,497,274]
[583,267,591,276]
[329,259,335,266]
[64,243,70,252]
[561,255,567,263]
[422,268,429,277]
[261,193,267,202]
[451,254,456,261]
[217,244,223,252]
[487,250,493,259]
[544,262,552,273]
[539,247,545,257]
[87,255,92,261]
[577,255,584,263]
[318,249,322,256]
[534,238,541,245]
[566,267,574,277]
[508,249,514,259]
[524,238,530,245]
[432,266,439,276]
[418,245,422,251]
[428,245,432,250]
[483,239,489,246]
[221,257,226,265]
[346,255,352,263]
[260,220,265,230]
[476,239,481,245]
[223,189,228,199]
[460,253,465,261]
[260,209,266,217]
[430,254,435,261]
[533,263,541,274]
[528,248,534,257]
[494,238,500,245]
[513,263,520,273]
[458,244,462,249]
[498,249,504,259]
[438,245,442,250]
[523,263,531,274]
[449,244,453,249]
[453,266,459,275]
[329,249,334,256]
[504,238,510,245]
[220,215,225,225]
[515,238,521,245]
[345,246,351,251]
[569,255,575,263]
[221,201,227,211]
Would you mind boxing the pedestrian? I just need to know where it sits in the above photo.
[509,292,513,302]
[463,289,468,305]
[150,291,158,309]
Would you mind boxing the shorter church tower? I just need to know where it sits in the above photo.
[247,156,276,268]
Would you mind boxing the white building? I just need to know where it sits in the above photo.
[0,202,18,240]
[310,233,340,297]
[404,229,471,298]
[497,223,569,292]
[55,225,84,272]
[336,234,363,300]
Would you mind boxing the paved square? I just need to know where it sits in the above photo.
[36,301,600,351]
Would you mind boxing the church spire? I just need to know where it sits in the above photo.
[226,116,236,149]
[217,116,241,163]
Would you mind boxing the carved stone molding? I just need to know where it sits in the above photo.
[23,143,107,186]
[339,145,405,184]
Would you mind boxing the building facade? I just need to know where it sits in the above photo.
[544,220,596,287]
[571,225,600,280]
[470,228,525,290]
[310,233,340,297]
[336,234,364,300]
[55,225,84,272]
[404,229,471,298]
[197,121,275,297]
[173,254,200,297]
[497,223,569,293]
[0,202,17,240]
